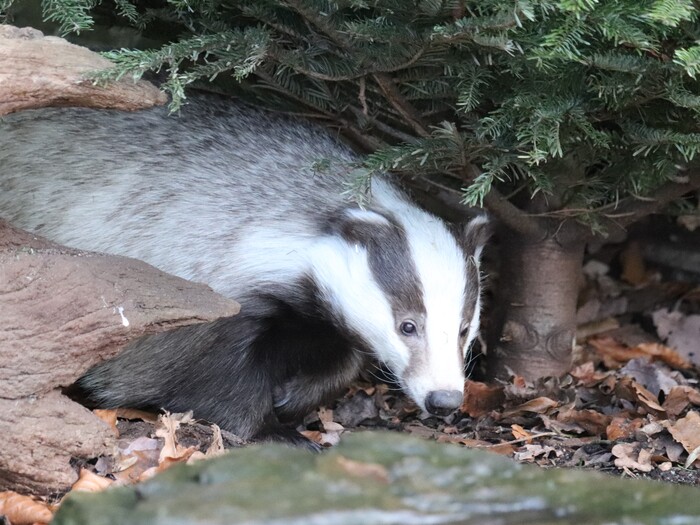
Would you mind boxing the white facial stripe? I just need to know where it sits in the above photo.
[308,237,411,375]
[465,294,482,352]
[343,208,392,226]
[204,226,313,297]
[371,180,472,406]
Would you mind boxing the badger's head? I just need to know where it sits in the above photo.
[312,206,490,416]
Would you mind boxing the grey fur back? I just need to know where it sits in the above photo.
[0,95,361,299]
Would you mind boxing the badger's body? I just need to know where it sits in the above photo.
[0,95,488,446]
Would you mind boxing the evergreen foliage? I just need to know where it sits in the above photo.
[10,0,700,233]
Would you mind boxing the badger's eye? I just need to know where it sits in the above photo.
[400,321,417,336]
[459,326,470,339]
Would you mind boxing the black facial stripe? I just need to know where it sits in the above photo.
[331,209,426,317]
[450,217,490,328]
[462,256,480,323]
[366,222,426,317]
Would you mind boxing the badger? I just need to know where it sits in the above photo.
[0,94,489,448]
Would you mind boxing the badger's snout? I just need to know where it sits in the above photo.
[424,389,463,416]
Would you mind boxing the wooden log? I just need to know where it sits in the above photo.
[0,221,240,492]
[0,24,166,116]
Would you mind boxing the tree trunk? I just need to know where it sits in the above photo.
[484,230,585,381]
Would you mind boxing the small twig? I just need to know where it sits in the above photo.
[346,105,419,144]
[478,431,560,448]
[359,77,368,115]
[373,73,430,137]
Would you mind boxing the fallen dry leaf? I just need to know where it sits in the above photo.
[334,456,389,484]
[589,335,691,370]
[598,374,618,395]
[205,425,226,457]
[639,421,665,437]
[301,425,344,447]
[612,443,653,473]
[511,424,533,443]
[606,416,643,441]
[512,375,528,389]
[652,309,700,366]
[70,468,113,493]
[186,451,208,464]
[635,342,691,370]
[156,412,195,463]
[589,336,650,368]
[567,445,613,468]
[436,435,490,447]
[145,449,198,477]
[318,407,335,425]
[0,491,53,525]
[540,413,585,434]
[513,444,562,462]
[666,411,700,456]
[116,407,159,422]
[112,436,161,484]
[557,407,611,436]
[485,443,518,456]
[658,461,673,472]
[657,435,685,463]
[663,386,700,418]
[461,380,505,417]
[502,396,559,417]
[569,361,611,386]
[619,358,678,397]
[631,383,666,416]
[685,445,700,468]
[300,430,324,444]
[403,422,439,440]
[320,421,346,447]
[93,409,119,435]
[615,377,666,417]
[112,449,159,484]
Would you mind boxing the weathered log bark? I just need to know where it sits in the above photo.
[0,391,116,494]
[0,221,240,493]
[484,231,585,381]
[0,24,167,116]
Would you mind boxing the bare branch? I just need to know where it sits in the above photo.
[373,73,430,137]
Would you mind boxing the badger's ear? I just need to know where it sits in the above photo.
[462,214,492,256]
[327,208,394,245]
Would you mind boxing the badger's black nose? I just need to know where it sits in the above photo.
[425,389,463,416]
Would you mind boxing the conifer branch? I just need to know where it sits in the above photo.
[482,188,546,238]
[373,73,430,137]
[346,106,419,144]
[459,158,545,237]
[284,0,351,49]
[599,170,700,231]
[271,45,426,82]
[254,69,335,117]
[39,0,700,238]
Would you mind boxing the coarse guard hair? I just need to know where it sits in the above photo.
[0,94,490,447]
